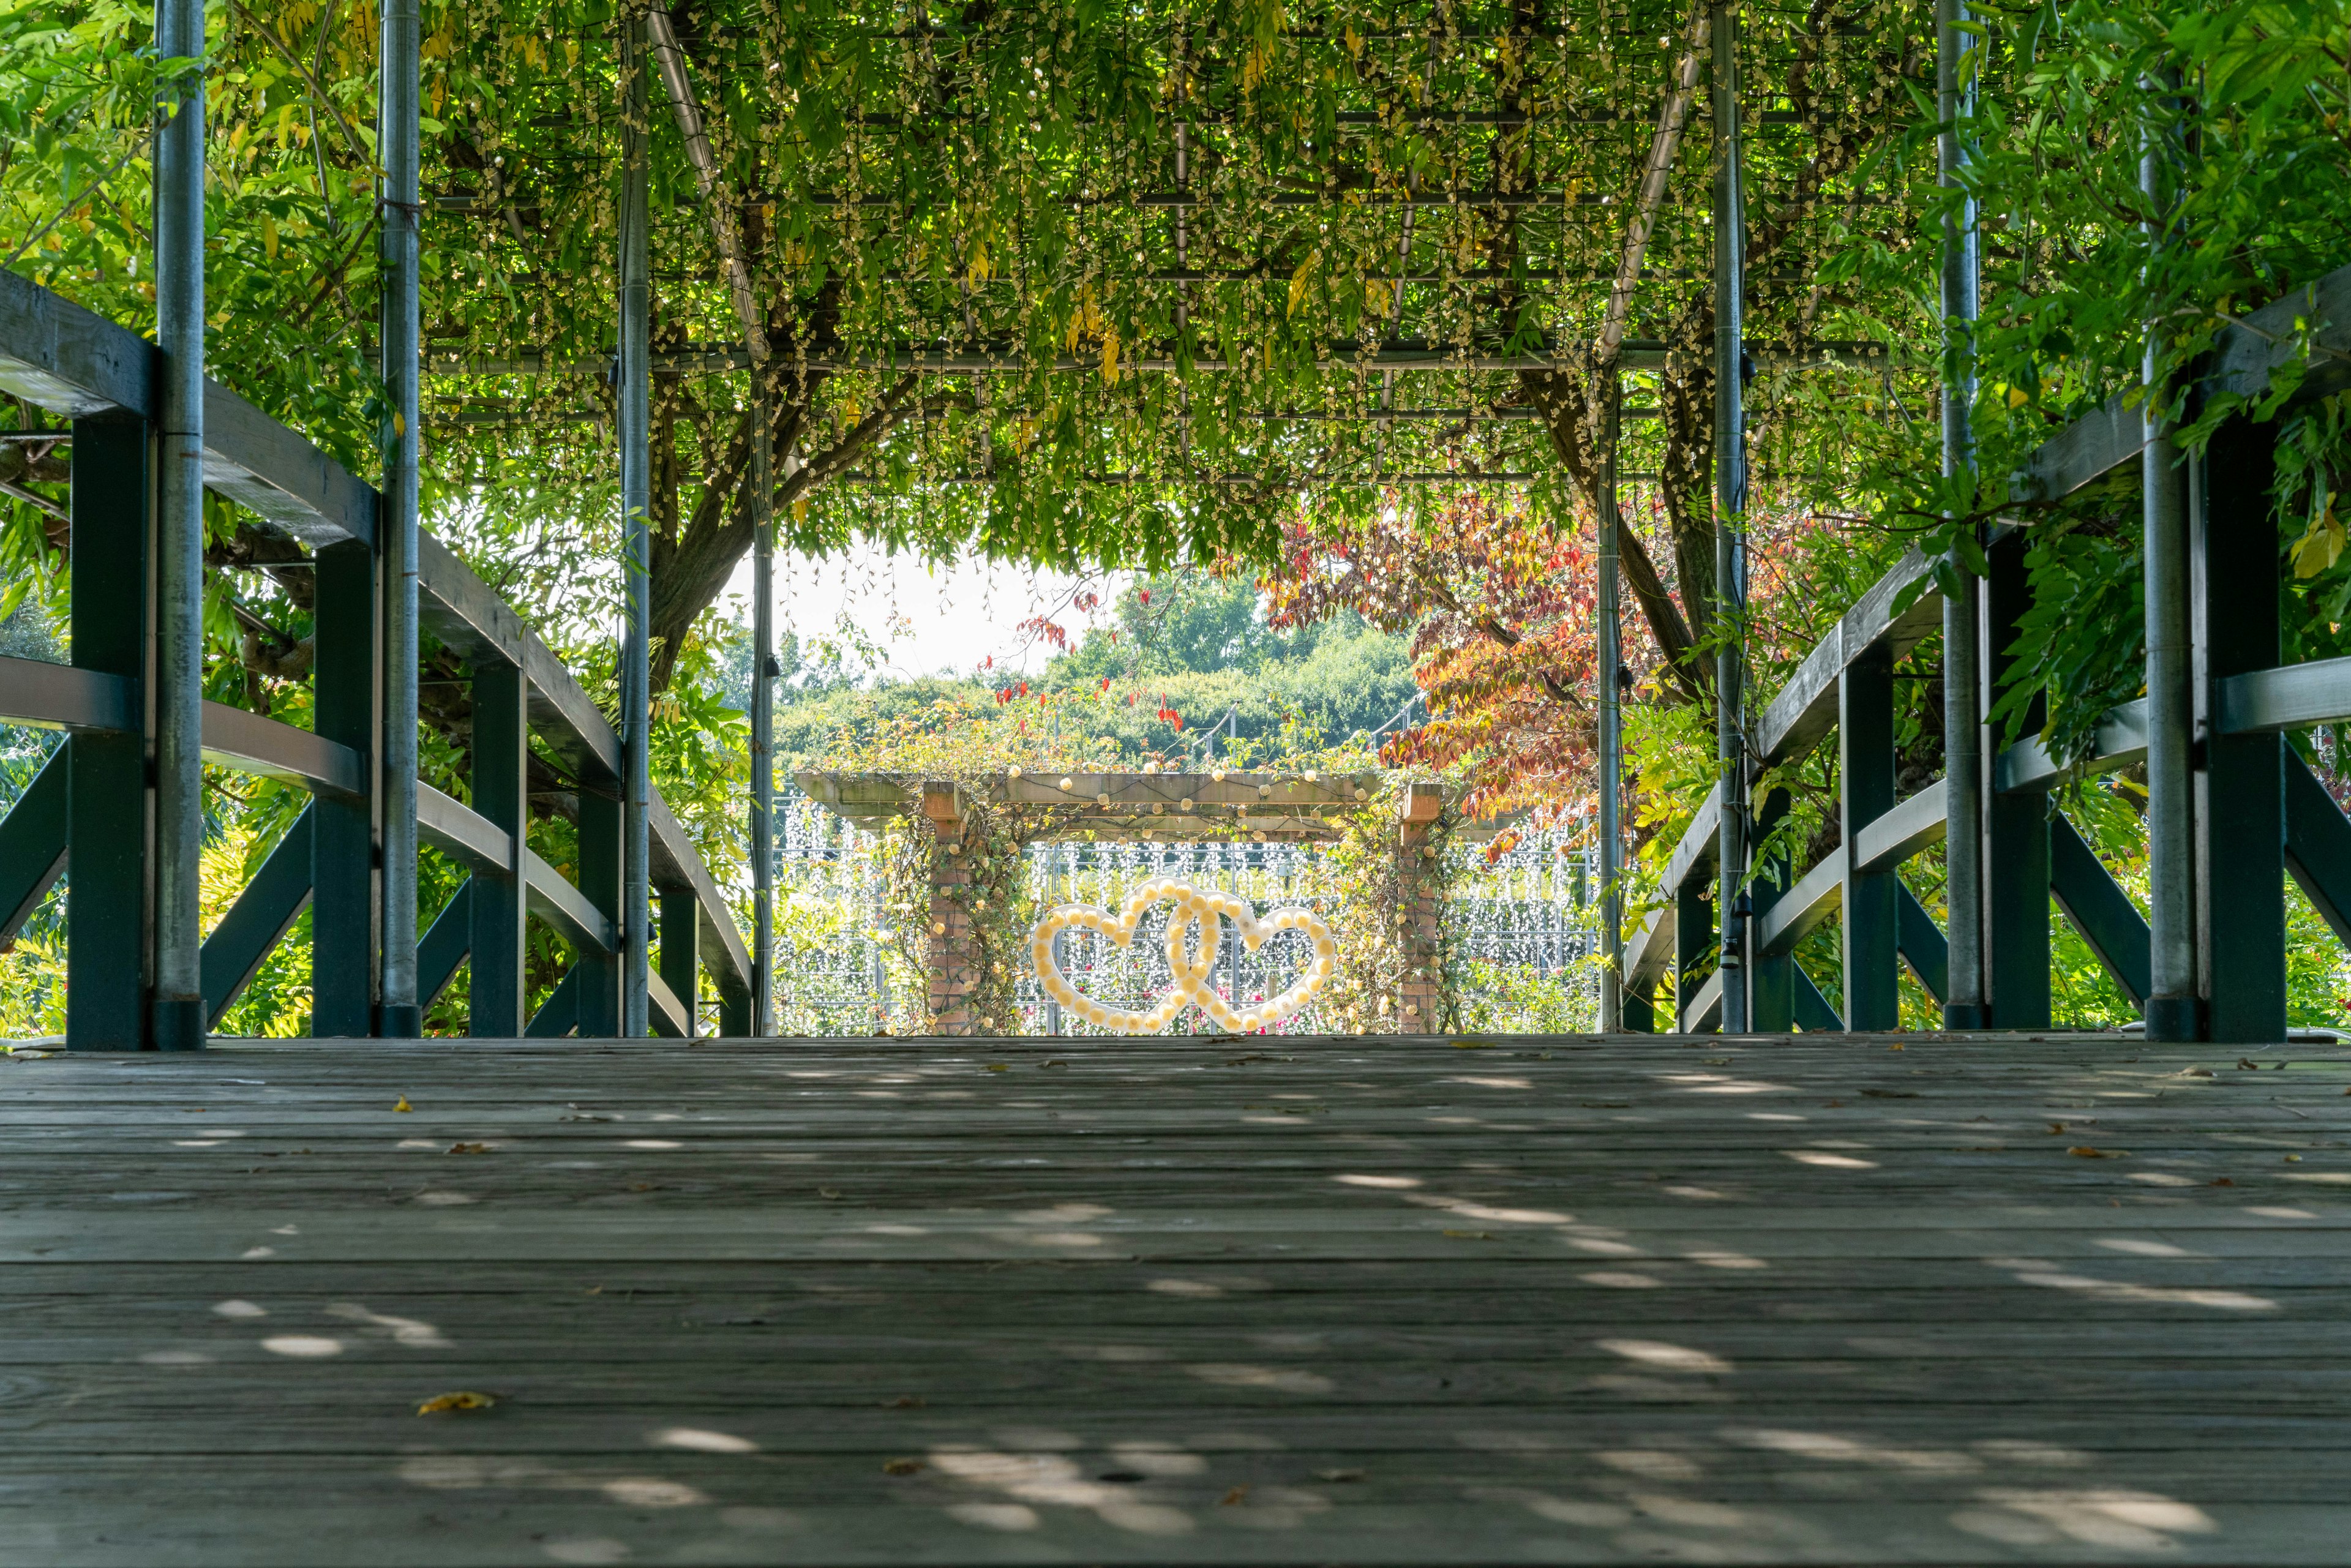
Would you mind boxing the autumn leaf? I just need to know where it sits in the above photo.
[394,1097,412,1112]
[417,1391,495,1414]
[2067,1146,2126,1158]
[883,1458,923,1476]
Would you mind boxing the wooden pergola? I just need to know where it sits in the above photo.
[798,770,1468,1032]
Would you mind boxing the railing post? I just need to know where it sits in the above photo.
[659,887,700,1037]
[1983,531,2050,1027]
[1674,869,1714,1033]
[749,380,774,1037]
[617,14,653,1038]
[1597,375,1625,1032]
[1709,0,1750,1032]
[1749,787,1794,1032]
[66,416,152,1049]
[151,0,207,1051]
[1938,0,1988,1029]
[1840,642,1900,1030]
[2192,420,2285,1041]
[469,660,528,1035]
[376,0,422,1038]
[312,540,381,1035]
[575,788,624,1035]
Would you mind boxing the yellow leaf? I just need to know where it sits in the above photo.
[883,1457,923,1475]
[2292,493,2342,579]
[1288,248,1321,316]
[417,1390,495,1414]
[394,1096,412,1112]
[261,213,278,260]
[1099,328,1120,384]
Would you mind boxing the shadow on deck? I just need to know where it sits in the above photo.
[2,1032,2346,1565]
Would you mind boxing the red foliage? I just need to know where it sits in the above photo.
[1262,491,1605,820]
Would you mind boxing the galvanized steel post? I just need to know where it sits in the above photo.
[1710,0,1749,1032]
[1938,0,1987,1030]
[151,0,207,1050]
[618,15,653,1037]
[750,381,775,1037]
[1597,377,1624,1033]
[2141,80,2197,1042]
[377,0,422,1037]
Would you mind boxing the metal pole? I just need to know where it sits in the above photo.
[1597,375,1624,1033]
[1938,0,1986,1030]
[1710,0,1749,1033]
[377,0,422,1037]
[151,0,207,1050]
[750,380,774,1037]
[619,16,653,1038]
[2142,78,2196,1042]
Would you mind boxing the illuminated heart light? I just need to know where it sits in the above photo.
[1029,879,1336,1034]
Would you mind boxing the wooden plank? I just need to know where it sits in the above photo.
[414,781,512,874]
[2213,258,2351,405]
[198,809,315,1028]
[1995,697,2150,794]
[0,655,135,732]
[200,702,365,798]
[648,790,751,1001]
[199,381,374,550]
[1854,779,1946,875]
[416,880,471,1010]
[0,265,152,417]
[2284,750,2351,949]
[0,743,69,941]
[1895,881,1949,1005]
[2218,654,2351,737]
[2009,394,2145,505]
[522,847,617,956]
[1754,853,1840,960]
[2050,812,2153,1007]
[1753,551,1942,767]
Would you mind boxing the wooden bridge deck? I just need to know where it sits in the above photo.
[2,1032,2347,1566]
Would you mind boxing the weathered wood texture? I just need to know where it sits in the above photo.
[0,1033,2346,1566]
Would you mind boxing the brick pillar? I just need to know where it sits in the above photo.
[1395,782,1447,1032]
[921,781,979,1035]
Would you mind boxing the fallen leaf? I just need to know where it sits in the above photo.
[1220,1485,1251,1506]
[1041,1060,1068,1068]
[984,1063,1011,1072]
[2068,1146,2126,1158]
[1316,1468,1367,1483]
[417,1391,495,1414]
[883,1395,925,1409]
[2183,1067,2214,1078]
[447,1142,492,1155]
[819,1187,842,1200]
[627,1182,660,1193]
[394,1097,412,1113]
[883,1458,923,1476]
[2049,1122,2067,1135]
[2284,1154,2303,1163]
[2239,1058,2262,1070]
[1888,1043,1904,1051]
[2211,1177,2235,1187]
[586,1286,604,1295]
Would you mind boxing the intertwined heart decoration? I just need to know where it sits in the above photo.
[1029,879,1337,1034]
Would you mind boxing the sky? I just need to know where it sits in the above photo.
[719,539,1125,681]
